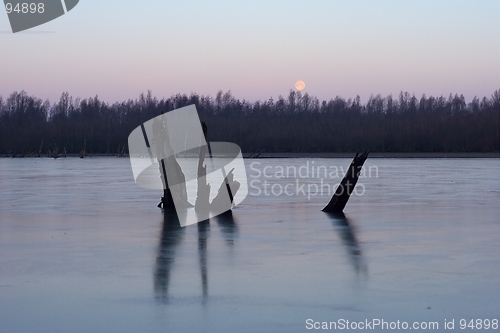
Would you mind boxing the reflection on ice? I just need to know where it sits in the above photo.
[326,212,368,276]
[154,210,238,304]
[154,210,185,304]
[197,220,209,303]
[214,210,239,247]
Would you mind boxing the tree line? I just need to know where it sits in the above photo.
[0,89,498,156]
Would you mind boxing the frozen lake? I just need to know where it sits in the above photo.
[0,157,499,332]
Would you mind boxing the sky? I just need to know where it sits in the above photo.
[0,0,499,104]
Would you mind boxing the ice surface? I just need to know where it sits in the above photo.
[0,157,499,332]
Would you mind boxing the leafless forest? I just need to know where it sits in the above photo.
[0,90,498,155]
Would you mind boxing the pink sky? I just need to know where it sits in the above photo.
[0,0,498,103]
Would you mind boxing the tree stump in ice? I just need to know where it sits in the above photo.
[322,151,369,213]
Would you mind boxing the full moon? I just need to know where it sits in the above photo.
[295,80,305,91]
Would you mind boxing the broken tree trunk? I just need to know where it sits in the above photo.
[322,151,369,213]
[195,127,210,210]
[202,122,234,205]
[153,113,189,210]
[158,158,176,209]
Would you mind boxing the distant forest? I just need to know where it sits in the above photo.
[0,90,498,155]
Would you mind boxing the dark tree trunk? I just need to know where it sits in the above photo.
[158,159,176,209]
[322,151,369,213]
